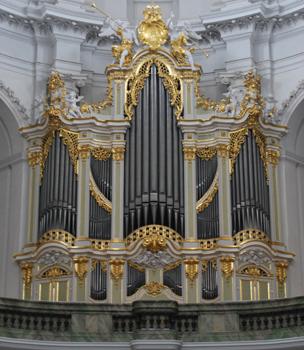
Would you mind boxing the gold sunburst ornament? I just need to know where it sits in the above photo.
[137,5,168,50]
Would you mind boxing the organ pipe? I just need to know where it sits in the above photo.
[202,261,218,300]
[38,131,77,237]
[124,65,185,237]
[127,264,145,296]
[163,264,182,296]
[231,130,271,236]
[196,156,219,239]
[90,261,107,301]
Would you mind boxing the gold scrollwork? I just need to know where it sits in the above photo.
[276,261,288,285]
[89,172,112,213]
[78,145,91,160]
[196,171,218,213]
[229,128,248,173]
[41,267,69,279]
[59,129,79,172]
[74,257,89,282]
[81,77,113,114]
[217,144,230,158]
[196,147,217,160]
[220,256,234,279]
[125,55,183,120]
[239,265,270,278]
[110,259,125,281]
[184,258,199,282]
[144,281,164,296]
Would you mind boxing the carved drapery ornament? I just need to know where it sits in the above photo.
[220,256,234,279]
[20,262,33,288]
[110,259,125,281]
[184,258,199,282]
[276,261,288,285]
[74,257,89,282]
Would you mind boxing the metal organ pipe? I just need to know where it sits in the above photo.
[231,130,271,236]
[196,156,219,239]
[123,65,185,237]
[38,132,77,238]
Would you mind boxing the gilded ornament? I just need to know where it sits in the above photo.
[41,267,69,279]
[39,229,76,246]
[92,259,107,272]
[170,32,195,66]
[112,27,134,66]
[196,147,217,160]
[266,149,280,166]
[74,257,89,282]
[110,259,125,281]
[126,225,183,246]
[90,239,111,251]
[80,76,113,114]
[20,262,33,288]
[184,258,199,282]
[125,56,183,120]
[137,5,168,50]
[240,265,269,278]
[202,260,208,272]
[196,174,218,213]
[220,256,234,279]
[183,146,196,160]
[112,147,125,161]
[276,261,288,285]
[229,128,248,174]
[45,72,67,119]
[78,144,91,160]
[233,229,271,246]
[59,129,79,172]
[144,281,164,296]
[199,239,218,250]
[91,147,112,160]
[142,232,167,253]
[89,173,112,213]
[217,144,230,158]
[27,151,42,167]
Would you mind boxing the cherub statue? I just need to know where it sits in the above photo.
[66,91,83,118]
[167,12,199,70]
[223,85,245,117]
[99,17,138,67]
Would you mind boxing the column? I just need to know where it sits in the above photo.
[77,145,91,237]
[266,147,281,242]
[217,141,232,238]
[111,145,125,240]
[26,150,42,243]
[183,143,197,240]
[184,258,200,303]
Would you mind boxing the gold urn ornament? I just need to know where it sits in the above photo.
[137,5,169,50]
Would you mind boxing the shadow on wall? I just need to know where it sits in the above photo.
[0,98,27,299]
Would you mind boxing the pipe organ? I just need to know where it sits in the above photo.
[16,5,293,304]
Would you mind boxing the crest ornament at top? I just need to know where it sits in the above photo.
[137,5,168,50]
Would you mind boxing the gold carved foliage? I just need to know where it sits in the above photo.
[240,265,269,278]
[125,56,183,120]
[41,267,69,279]
[137,5,168,50]
[184,258,199,282]
[27,151,42,168]
[229,128,248,173]
[91,147,112,160]
[110,259,125,281]
[144,281,164,296]
[266,149,280,166]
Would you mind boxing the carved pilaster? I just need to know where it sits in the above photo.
[220,256,235,301]
[109,259,125,303]
[184,258,199,303]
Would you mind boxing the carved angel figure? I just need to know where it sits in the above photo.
[167,12,199,70]
[66,91,83,118]
[223,85,244,117]
[99,17,138,67]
